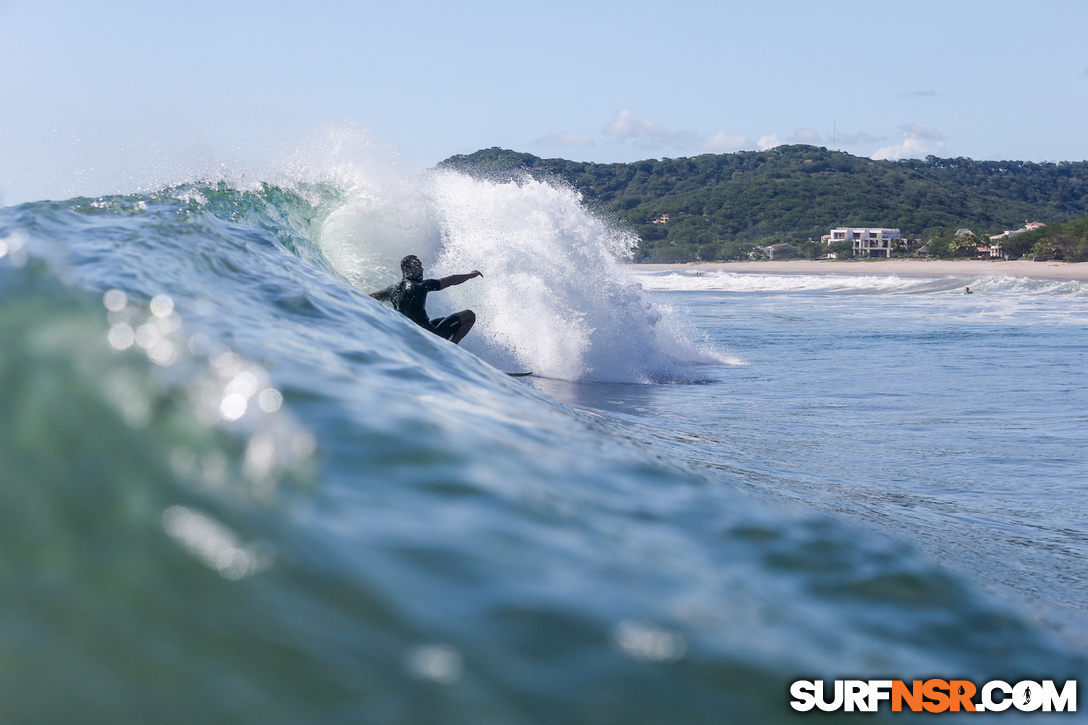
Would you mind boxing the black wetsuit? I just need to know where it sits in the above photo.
[375,278,462,340]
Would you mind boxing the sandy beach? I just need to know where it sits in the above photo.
[633,258,1088,281]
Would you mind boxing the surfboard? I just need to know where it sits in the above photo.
[504,371,533,377]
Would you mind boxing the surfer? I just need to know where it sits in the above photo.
[964,286,973,294]
[370,255,482,344]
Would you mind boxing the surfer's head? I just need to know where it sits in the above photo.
[401,255,424,281]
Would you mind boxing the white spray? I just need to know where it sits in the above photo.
[313,152,725,382]
[430,171,724,381]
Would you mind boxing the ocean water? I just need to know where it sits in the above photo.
[1,159,1085,723]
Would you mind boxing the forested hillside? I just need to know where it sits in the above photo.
[439,146,1088,262]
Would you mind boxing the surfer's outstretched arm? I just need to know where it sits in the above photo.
[369,287,393,301]
[437,270,482,290]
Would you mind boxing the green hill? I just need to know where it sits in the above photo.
[438,145,1088,262]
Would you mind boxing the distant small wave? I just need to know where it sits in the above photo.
[630,268,1088,296]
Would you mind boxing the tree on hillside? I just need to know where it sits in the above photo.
[439,146,1088,263]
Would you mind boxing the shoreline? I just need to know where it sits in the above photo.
[631,258,1088,282]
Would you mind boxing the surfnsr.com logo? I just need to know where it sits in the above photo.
[790,679,1077,713]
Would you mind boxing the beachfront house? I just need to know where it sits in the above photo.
[983,222,1045,259]
[988,221,1047,243]
[830,227,901,258]
[751,243,799,260]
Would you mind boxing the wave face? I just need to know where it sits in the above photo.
[1,155,1084,724]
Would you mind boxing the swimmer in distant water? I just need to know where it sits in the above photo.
[370,255,482,344]
[964,286,973,294]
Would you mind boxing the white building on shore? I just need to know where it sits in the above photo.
[988,221,1046,242]
[829,227,901,258]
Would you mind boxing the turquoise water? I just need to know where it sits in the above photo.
[1,170,1084,723]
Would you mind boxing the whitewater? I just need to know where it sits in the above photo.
[1,144,1085,723]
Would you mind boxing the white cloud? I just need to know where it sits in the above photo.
[789,128,824,145]
[757,134,783,151]
[587,113,835,157]
[533,131,595,149]
[871,124,945,160]
[603,110,755,155]
[603,109,670,142]
[703,129,752,153]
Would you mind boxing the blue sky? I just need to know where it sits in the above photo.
[2,0,1087,204]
